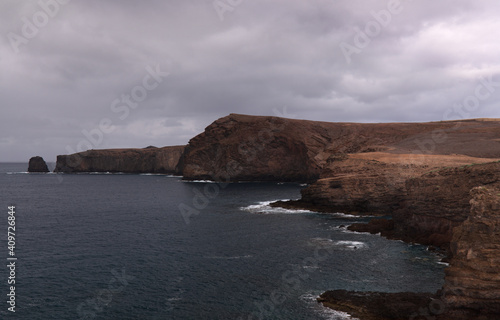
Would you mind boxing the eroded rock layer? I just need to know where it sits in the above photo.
[442,186,500,316]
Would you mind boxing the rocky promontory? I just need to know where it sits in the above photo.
[178,114,490,182]
[28,156,49,173]
[54,145,185,174]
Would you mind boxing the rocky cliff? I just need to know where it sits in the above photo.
[319,187,500,319]
[391,162,500,248]
[54,146,185,174]
[441,186,500,318]
[178,114,479,182]
[28,156,49,173]
[272,119,500,248]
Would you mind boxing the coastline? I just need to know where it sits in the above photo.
[31,114,500,318]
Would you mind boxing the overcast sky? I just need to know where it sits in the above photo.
[1,0,500,162]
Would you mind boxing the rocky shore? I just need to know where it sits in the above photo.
[318,187,500,320]
[41,114,500,318]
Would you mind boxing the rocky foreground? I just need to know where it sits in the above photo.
[47,114,500,318]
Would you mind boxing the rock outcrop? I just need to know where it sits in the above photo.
[319,187,500,320]
[442,186,500,317]
[54,146,185,174]
[274,118,500,248]
[28,156,49,173]
[179,114,332,182]
[317,290,439,320]
[391,162,500,248]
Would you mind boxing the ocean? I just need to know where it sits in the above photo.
[0,163,445,319]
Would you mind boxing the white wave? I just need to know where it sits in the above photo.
[335,240,367,250]
[6,172,29,174]
[300,293,359,320]
[88,172,116,175]
[183,179,219,183]
[336,225,383,237]
[323,212,360,218]
[240,200,313,214]
[309,238,367,250]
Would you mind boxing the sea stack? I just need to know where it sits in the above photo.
[28,156,50,173]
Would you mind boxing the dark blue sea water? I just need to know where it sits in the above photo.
[0,163,445,319]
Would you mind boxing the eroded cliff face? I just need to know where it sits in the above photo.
[54,146,185,174]
[319,187,500,319]
[391,162,500,247]
[178,114,461,182]
[179,114,329,182]
[442,186,500,317]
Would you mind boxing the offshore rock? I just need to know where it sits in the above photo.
[28,156,49,173]
[54,146,185,174]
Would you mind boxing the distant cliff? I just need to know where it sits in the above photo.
[54,146,185,174]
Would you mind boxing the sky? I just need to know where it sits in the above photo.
[1,0,500,162]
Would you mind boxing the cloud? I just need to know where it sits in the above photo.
[1,0,500,161]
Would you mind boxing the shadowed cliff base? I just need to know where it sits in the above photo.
[318,188,500,320]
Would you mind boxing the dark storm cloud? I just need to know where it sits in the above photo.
[1,0,500,161]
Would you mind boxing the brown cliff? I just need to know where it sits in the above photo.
[442,186,500,318]
[273,119,500,248]
[179,114,489,182]
[318,187,500,319]
[391,162,500,248]
[54,145,185,174]
[28,156,49,173]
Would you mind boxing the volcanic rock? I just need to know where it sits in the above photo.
[54,146,185,174]
[317,290,438,320]
[442,186,500,317]
[179,114,465,182]
[28,156,49,173]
